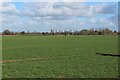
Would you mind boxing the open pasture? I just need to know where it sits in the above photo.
[2,35,119,78]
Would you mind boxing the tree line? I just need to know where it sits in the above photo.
[1,28,119,36]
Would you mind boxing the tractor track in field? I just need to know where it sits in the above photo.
[1,55,78,64]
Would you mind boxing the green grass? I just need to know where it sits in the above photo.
[2,35,119,78]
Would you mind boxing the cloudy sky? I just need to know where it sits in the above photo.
[0,0,119,32]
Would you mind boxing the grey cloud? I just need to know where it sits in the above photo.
[20,2,95,20]
[94,3,117,14]
[1,2,118,23]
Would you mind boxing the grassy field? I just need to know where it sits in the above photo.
[2,35,119,78]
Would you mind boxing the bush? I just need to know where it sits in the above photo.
[2,29,11,35]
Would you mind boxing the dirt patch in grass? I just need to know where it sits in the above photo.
[1,57,62,64]
[1,55,78,64]
[2,35,17,36]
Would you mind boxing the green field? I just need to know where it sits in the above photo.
[2,35,119,78]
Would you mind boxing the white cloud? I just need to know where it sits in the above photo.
[21,2,117,20]
[21,2,95,20]
[90,18,97,24]
[25,0,86,2]
[0,3,19,15]
[0,0,12,2]
[1,2,118,32]
[1,2,117,20]
[88,16,117,27]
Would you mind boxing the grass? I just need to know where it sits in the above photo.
[2,35,119,78]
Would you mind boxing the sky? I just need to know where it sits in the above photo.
[0,0,119,32]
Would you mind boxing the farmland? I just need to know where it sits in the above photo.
[2,35,119,78]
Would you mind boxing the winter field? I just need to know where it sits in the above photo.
[2,35,119,78]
